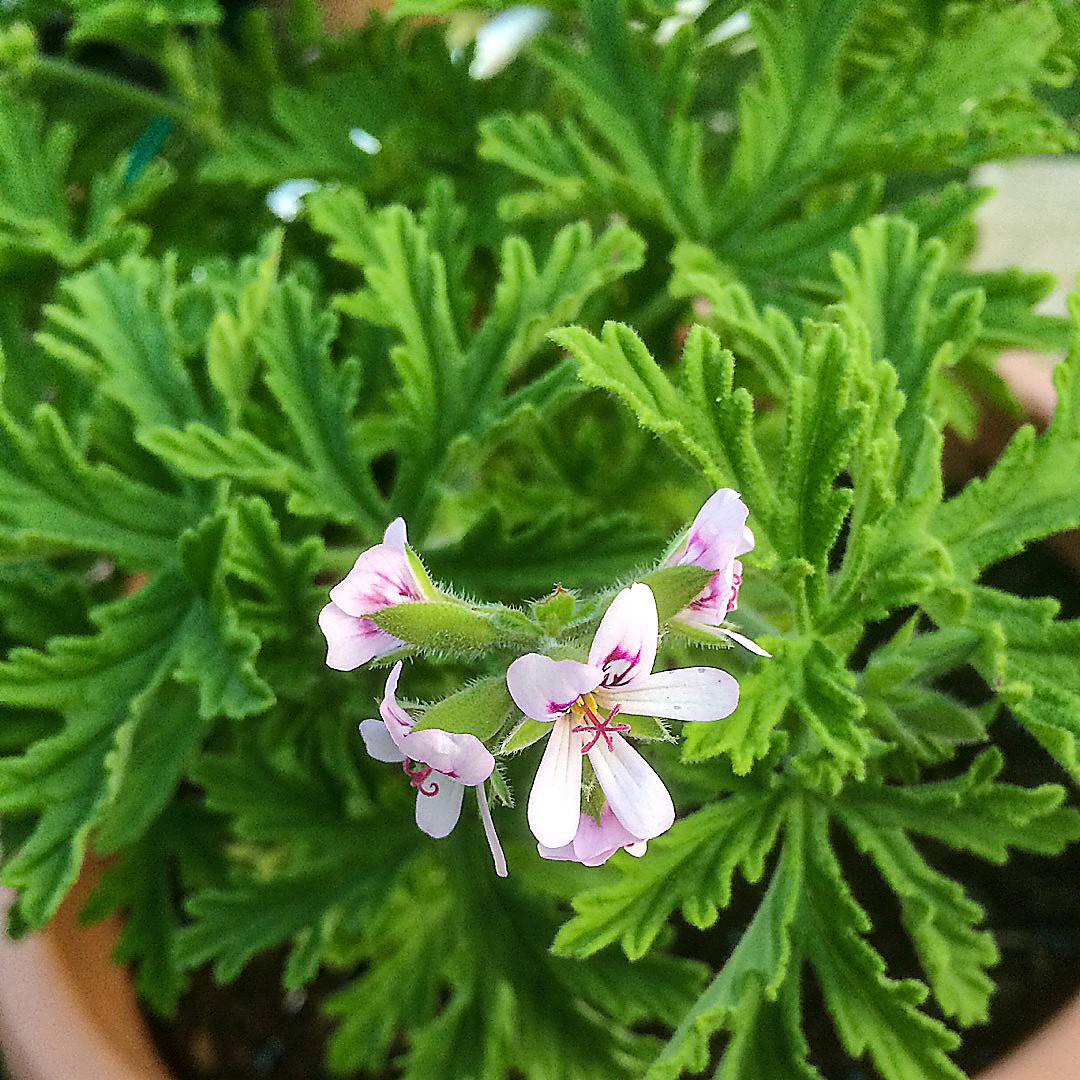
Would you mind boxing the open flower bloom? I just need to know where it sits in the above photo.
[507,583,739,850]
[360,663,507,876]
[319,518,429,671]
[665,488,770,657]
[537,803,648,867]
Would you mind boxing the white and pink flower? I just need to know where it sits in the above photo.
[319,518,430,671]
[507,583,739,851]
[537,803,648,867]
[665,488,770,656]
[360,662,507,876]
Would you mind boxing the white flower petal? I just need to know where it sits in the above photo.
[668,488,751,570]
[402,728,494,786]
[625,841,648,858]
[607,667,740,722]
[712,625,772,657]
[415,776,464,838]
[527,717,584,848]
[506,654,602,722]
[358,718,405,763]
[469,6,549,80]
[379,661,415,752]
[477,785,508,877]
[588,583,658,689]
[383,517,407,550]
[588,733,674,842]
[318,601,400,670]
[266,178,320,221]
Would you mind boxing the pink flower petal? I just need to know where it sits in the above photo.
[379,661,415,752]
[507,654,602,722]
[527,717,584,848]
[587,732,674,842]
[588,584,658,689]
[318,601,401,670]
[402,728,495,786]
[573,804,643,866]
[477,785,508,877]
[328,520,424,619]
[669,488,752,569]
[359,718,405,763]
[415,776,464,838]
[606,667,740,722]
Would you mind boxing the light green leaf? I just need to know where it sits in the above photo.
[412,676,516,739]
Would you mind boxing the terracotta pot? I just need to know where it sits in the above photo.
[0,869,171,1080]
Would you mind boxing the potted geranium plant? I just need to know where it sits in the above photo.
[1,2,1079,1078]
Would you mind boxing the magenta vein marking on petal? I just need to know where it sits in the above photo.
[601,647,641,687]
[727,568,743,612]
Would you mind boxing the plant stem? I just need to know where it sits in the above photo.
[31,55,200,131]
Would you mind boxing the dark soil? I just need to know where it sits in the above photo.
[151,544,1080,1080]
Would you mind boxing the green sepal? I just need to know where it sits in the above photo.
[639,564,714,624]
[622,715,674,742]
[532,587,578,635]
[404,545,440,600]
[369,601,497,656]
[500,717,551,754]
[411,676,514,741]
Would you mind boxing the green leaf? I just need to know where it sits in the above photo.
[800,803,965,1080]
[0,518,272,923]
[37,254,214,431]
[0,401,199,564]
[931,294,1080,575]
[412,676,516,739]
[499,717,550,755]
[647,797,805,1080]
[839,808,997,1025]
[554,787,785,960]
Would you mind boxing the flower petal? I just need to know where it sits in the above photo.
[527,717,584,848]
[328,522,423,618]
[379,661,415,752]
[318,602,400,671]
[506,654,602,722]
[605,667,740,722]
[588,583,658,689]
[358,718,405,763]
[587,733,674,842]
[415,777,464,838]
[669,488,751,569]
[573,804,642,866]
[402,728,495,786]
[681,621,772,657]
[477,785,508,878]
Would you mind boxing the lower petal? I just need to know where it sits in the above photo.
[319,602,399,671]
[588,733,674,842]
[527,717,584,849]
[403,728,494,786]
[415,777,464,838]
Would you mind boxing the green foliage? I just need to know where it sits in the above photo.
[0,3,1078,1080]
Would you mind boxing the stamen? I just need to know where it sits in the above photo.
[572,703,631,753]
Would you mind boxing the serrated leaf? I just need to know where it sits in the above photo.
[932,295,1080,575]
[800,801,965,1080]
[554,788,784,960]
[0,401,199,564]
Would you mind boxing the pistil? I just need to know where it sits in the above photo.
[402,758,440,796]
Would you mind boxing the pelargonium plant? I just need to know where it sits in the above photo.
[1,1,1079,1078]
